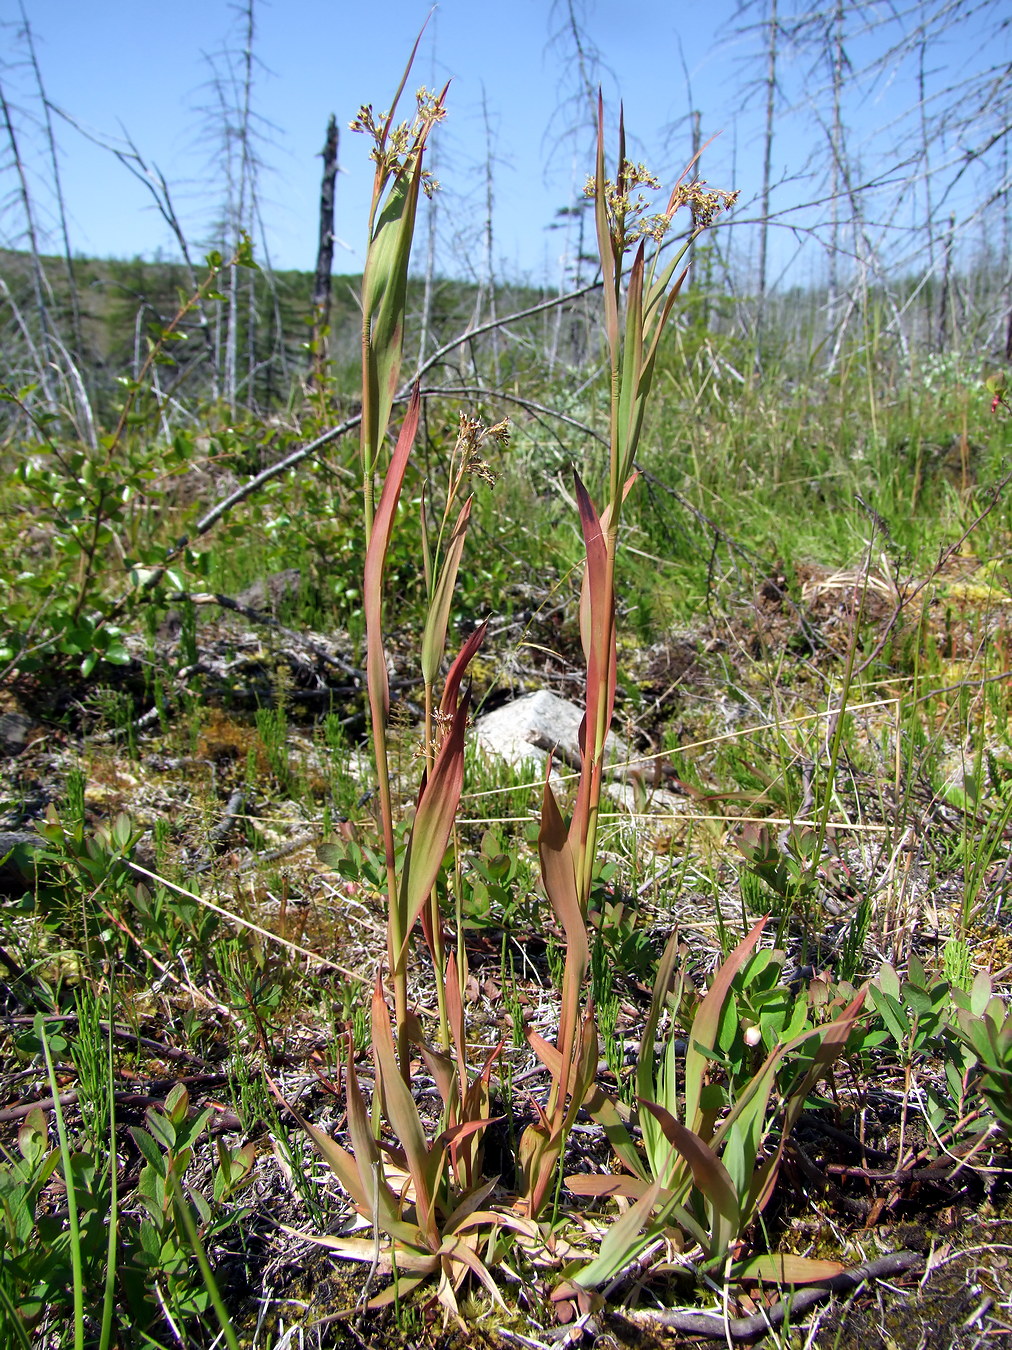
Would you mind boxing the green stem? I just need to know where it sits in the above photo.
[422,679,450,1050]
[0,1284,32,1350]
[38,1014,85,1350]
[167,1171,240,1350]
[576,534,619,910]
[98,1005,118,1350]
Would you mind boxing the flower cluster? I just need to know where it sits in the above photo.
[453,411,509,489]
[585,160,670,249]
[672,180,740,228]
[350,88,446,196]
[586,158,738,251]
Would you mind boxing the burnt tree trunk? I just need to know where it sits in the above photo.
[311,114,339,385]
[937,212,955,353]
[755,0,778,362]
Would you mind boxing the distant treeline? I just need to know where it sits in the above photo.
[0,247,552,416]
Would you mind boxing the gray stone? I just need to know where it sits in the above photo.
[473,691,686,825]
[0,831,44,893]
[474,690,647,781]
[0,713,35,757]
[604,779,687,818]
[236,569,302,616]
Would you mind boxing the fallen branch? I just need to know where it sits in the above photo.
[163,589,364,681]
[627,1250,925,1342]
[0,1072,229,1123]
[188,787,249,877]
[104,280,604,621]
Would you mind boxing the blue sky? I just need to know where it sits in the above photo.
[2,1,1008,289]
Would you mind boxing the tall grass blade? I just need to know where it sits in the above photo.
[37,1013,84,1350]
[98,1002,117,1350]
[167,1170,241,1350]
[363,384,421,1051]
[364,383,421,729]
[569,474,616,897]
[370,979,440,1241]
[421,496,473,691]
[399,674,479,953]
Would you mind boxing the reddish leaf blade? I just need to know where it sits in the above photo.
[640,1099,739,1259]
[569,472,617,866]
[363,384,420,724]
[398,628,483,953]
[538,773,586,964]
[538,770,589,1108]
[565,1174,651,1200]
[445,951,468,1087]
[439,617,488,720]
[685,918,768,1132]
[370,979,439,1243]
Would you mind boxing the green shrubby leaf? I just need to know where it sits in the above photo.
[131,1127,168,1175]
[877,963,902,1002]
[17,1111,49,1170]
[869,985,909,1047]
[971,971,993,1017]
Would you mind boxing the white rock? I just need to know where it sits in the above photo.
[474,690,648,781]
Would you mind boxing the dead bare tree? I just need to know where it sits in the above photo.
[663,38,707,295]
[851,0,1012,355]
[219,1,255,413]
[445,85,508,388]
[757,0,779,345]
[543,0,615,368]
[722,0,801,362]
[17,2,82,365]
[48,96,228,398]
[0,71,54,400]
[824,0,847,338]
[473,86,501,385]
[198,0,286,410]
[310,114,338,386]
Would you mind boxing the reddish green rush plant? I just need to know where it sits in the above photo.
[361,385,489,1073]
[353,40,509,1072]
[555,922,867,1312]
[349,36,463,1073]
[288,45,518,1317]
[517,100,738,1220]
[298,64,743,1317]
[282,982,538,1320]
